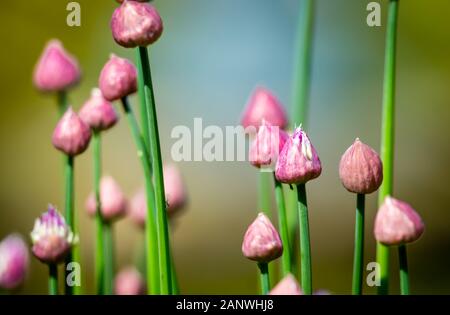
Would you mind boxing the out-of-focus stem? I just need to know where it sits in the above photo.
[103,222,114,295]
[273,173,291,275]
[352,194,365,295]
[297,183,312,295]
[399,245,409,295]
[93,132,104,295]
[48,264,58,295]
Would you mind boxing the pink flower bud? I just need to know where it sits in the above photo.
[374,197,425,246]
[86,176,127,222]
[33,39,81,92]
[0,234,29,290]
[111,1,163,48]
[249,120,288,168]
[339,138,383,194]
[269,274,302,295]
[79,88,119,131]
[52,107,91,156]
[164,164,187,216]
[52,107,92,156]
[114,266,145,295]
[116,0,149,3]
[275,127,322,184]
[99,54,137,101]
[240,87,288,129]
[31,205,77,264]
[242,213,283,263]
[129,188,147,228]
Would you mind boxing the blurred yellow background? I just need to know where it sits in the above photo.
[0,0,449,294]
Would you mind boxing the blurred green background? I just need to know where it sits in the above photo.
[0,0,449,294]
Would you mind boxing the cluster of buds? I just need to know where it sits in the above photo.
[30,206,77,264]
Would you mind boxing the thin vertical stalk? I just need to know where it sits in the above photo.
[273,174,291,275]
[93,132,104,295]
[57,91,68,116]
[137,47,172,294]
[64,154,74,295]
[120,96,159,294]
[136,48,151,151]
[48,264,58,295]
[377,0,399,295]
[103,222,114,295]
[352,194,365,295]
[297,184,312,295]
[170,251,179,295]
[258,263,270,295]
[399,245,409,295]
[258,172,272,218]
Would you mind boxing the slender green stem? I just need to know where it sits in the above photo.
[399,245,409,295]
[258,172,272,218]
[170,251,179,295]
[57,90,68,116]
[258,263,270,295]
[291,0,314,129]
[136,48,151,152]
[64,154,74,295]
[273,174,291,275]
[352,194,365,295]
[92,132,105,295]
[138,47,172,294]
[103,222,114,295]
[297,184,312,295]
[120,97,160,294]
[48,264,58,295]
[377,0,399,295]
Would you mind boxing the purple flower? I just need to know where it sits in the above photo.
[242,213,283,263]
[30,206,77,264]
[79,88,119,131]
[52,107,92,156]
[0,234,29,290]
[111,0,163,48]
[275,127,322,184]
[99,54,137,101]
[33,39,81,92]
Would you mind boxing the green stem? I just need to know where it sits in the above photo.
[291,0,314,129]
[137,46,172,294]
[48,264,58,295]
[377,0,399,295]
[273,174,291,275]
[57,90,68,116]
[297,184,312,295]
[352,194,365,295]
[258,172,272,218]
[103,222,114,295]
[64,154,74,295]
[93,132,104,295]
[399,245,409,295]
[258,263,270,295]
[170,251,179,295]
[120,97,160,294]
[136,48,151,152]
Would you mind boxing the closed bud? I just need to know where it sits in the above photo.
[269,274,302,295]
[86,176,127,222]
[33,39,81,92]
[163,164,187,216]
[339,138,383,194]
[275,127,322,184]
[114,266,145,295]
[99,54,137,101]
[240,87,288,129]
[111,1,163,48]
[52,107,92,156]
[242,213,283,263]
[0,234,29,290]
[79,88,119,131]
[374,196,425,246]
[30,205,77,264]
[249,120,288,169]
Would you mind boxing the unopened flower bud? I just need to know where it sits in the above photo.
[242,213,283,263]
[339,138,383,194]
[240,87,288,130]
[86,176,127,222]
[33,39,81,92]
[99,54,137,101]
[163,164,187,216]
[111,1,163,48]
[30,205,77,264]
[114,266,145,295]
[52,107,92,156]
[79,88,119,131]
[0,234,29,290]
[275,127,321,184]
[269,274,302,295]
[374,196,425,246]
